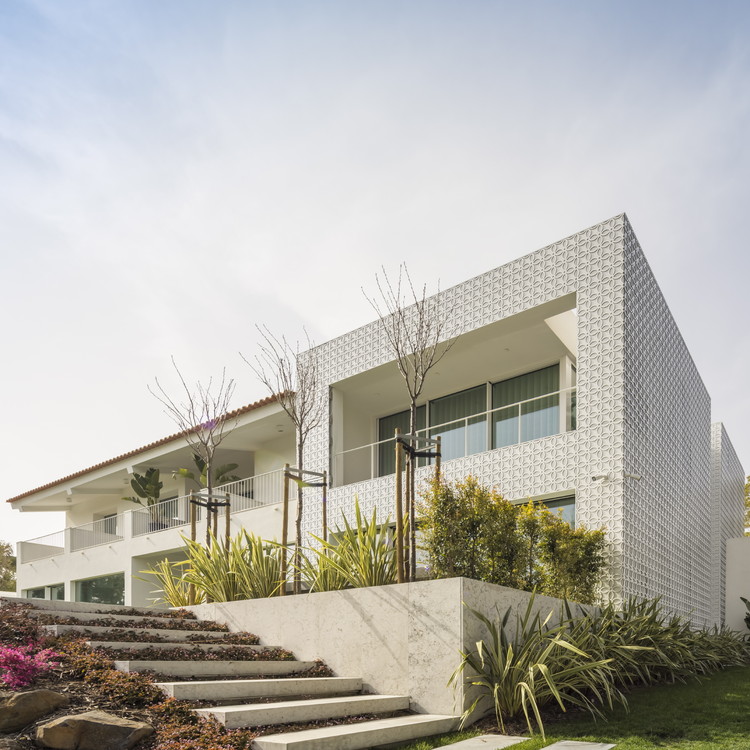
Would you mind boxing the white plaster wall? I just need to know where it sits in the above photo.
[16,501,294,605]
[725,537,750,632]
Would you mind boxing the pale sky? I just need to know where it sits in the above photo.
[1,0,749,548]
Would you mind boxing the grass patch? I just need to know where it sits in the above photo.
[399,665,750,749]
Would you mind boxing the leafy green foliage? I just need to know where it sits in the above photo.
[453,596,750,739]
[0,540,16,591]
[419,477,606,603]
[303,499,398,589]
[741,596,750,631]
[419,477,522,586]
[142,530,283,605]
[123,467,163,508]
[451,596,623,738]
[174,453,240,488]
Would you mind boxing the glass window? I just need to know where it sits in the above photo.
[542,496,576,527]
[26,588,45,599]
[492,365,560,447]
[378,406,426,476]
[76,573,125,605]
[48,584,65,601]
[429,385,487,461]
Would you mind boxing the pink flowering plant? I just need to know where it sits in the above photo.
[0,643,60,689]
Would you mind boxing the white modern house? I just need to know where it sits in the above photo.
[9,214,745,626]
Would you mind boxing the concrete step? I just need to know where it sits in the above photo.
[1,596,173,616]
[199,694,410,729]
[157,677,363,701]
[252,713,459,749]
[434,736,530,749]
[42,623,236,641]
[115,660,316,678]
[29,609,216,629]
[87,640,269,653]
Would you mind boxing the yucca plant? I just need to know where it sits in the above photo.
[451,597,625,739]
[295,548,348,592]
[139,558,204,607]
[304,499,399,589]
[230,530,284,599]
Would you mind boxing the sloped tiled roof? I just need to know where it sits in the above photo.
[5,394,282,504]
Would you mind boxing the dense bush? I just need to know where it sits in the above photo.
[453,595,750,738]
[419,476,606,602]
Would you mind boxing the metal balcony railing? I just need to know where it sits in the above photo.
[332,386,577,485]
[18,468,288,562]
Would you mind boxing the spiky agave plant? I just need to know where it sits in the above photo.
[451,596,624,739]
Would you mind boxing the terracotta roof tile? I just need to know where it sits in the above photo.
[6,394,283,504]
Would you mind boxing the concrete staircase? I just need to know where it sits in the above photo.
[23,598,459,749]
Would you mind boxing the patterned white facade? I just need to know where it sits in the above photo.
[301,214,744,625]
[710,423,746,623]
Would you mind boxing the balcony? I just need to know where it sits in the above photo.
[333,386,577,485]
[18,469,286,564]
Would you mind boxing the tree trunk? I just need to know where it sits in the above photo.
[295,442,304,594]
[409,401,418,581]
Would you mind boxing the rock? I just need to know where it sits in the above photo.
[35,709,154,750]
[0,689,70,732]
[0,739,23,750]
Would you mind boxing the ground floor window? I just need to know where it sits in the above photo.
[25,587,46,599]
[75,573,125,605]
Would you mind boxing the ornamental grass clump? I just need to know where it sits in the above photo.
[451,596,624,739]
[302,499,398,589]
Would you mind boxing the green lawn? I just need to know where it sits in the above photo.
[399,666,750,750]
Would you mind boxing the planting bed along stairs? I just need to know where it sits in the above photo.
[26,598,460,749]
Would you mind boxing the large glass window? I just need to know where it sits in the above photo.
[378,406,426,476]
[75,573,125,605]
[376,363,570,476]
[492,364,560,447]
[429,385,487,461]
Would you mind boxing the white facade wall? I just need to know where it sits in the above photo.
[299,214,738,623]
[621,226,714,625]
[710,423,746,623]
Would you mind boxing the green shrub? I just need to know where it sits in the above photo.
[420,477,522,587]
[420,477,606,602]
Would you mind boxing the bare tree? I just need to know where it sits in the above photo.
[149,357,238,543]
[364,264,458,581]
[243,327,326,593]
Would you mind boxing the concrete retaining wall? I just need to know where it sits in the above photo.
[188,577,571,716]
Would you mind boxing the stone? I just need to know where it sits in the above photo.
[0,689,70,732]
[0,739,24,750]
[435,736,529,749]
[35,710,154,750]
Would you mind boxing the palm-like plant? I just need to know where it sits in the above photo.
[173,453,240,489]
[303,500,399,590]
[451,597,624,739]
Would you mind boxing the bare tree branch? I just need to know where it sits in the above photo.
[363,263,459,581]
[148,357,238,543]
[242,327,326,593]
